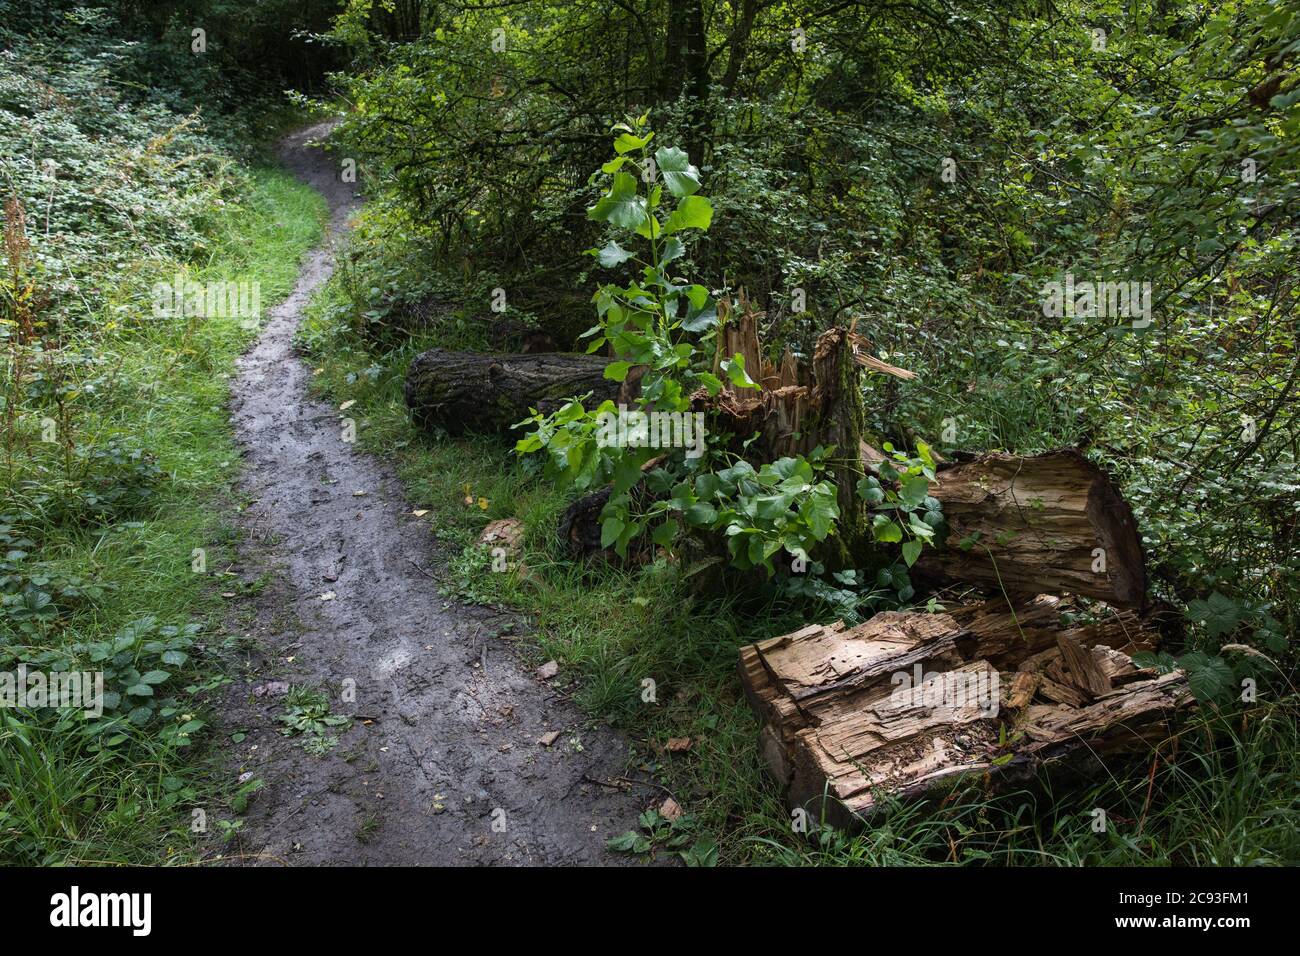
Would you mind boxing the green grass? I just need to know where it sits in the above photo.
[0,167,326,865]
[294,264,1300,868]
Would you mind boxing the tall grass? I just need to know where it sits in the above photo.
[0,169,325,865]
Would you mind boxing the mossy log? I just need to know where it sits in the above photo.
[404,348,636,437]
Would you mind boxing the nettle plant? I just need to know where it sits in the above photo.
[516,118,843,572]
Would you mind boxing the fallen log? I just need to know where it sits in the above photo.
[908,449,1148,609]
[738,594,1191,827]
[698,303,1147,603]
[404,348,637,437]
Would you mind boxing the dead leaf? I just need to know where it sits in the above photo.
[665,737,692,753]
[537,660,559,680]
[339,399,356,411]
[479,518,524,557]
[412,509,429,517]
[659,797,684,821]
[537,730,562,747]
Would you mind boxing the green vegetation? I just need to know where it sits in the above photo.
[296,0,1298,865]
[2,0,1297,867]
[0,18,325,862]
[300,277,1299,864]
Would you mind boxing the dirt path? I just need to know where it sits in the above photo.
[218,122,655,865]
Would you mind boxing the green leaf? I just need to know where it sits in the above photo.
[588,172,648,230]
[799,485,839,539]
[681,285,717,332]
[856,477,885,504]
[606,831,643,853]
[1132,650,1177,673]
[634,214,662,239]
[654,146,701,198]
[723,354,759,389]
[660,237,685,263]
[902,540,922,567]
[663,194,713,234]
[604,361,632,382]
[679,837,718,867]
[600,517,625,549]
[684,502,717,526]
[695,371,723,396]
[872,515,903,543]
[614,131,654,154]
[651,521,678,548]
[597,241,634,267]
[900,474,930,509]
[1185,591,1244,639]
[1179,652,1236,703]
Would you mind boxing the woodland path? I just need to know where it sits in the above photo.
[218,122,654,865]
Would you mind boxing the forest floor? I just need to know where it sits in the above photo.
[214,122,657,865]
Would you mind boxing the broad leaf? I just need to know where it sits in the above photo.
[664,194,713,234]
[588,172,648,230]
[654,146,701,198]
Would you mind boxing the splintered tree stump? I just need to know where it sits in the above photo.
[422,298,1150,614]
[404,348,635,437]
[903,449,1148,609]
[738,594,1191,827]
[700,302,907,565]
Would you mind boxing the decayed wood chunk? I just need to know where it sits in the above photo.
[738,595,1190,827]
[910,450,1148,609]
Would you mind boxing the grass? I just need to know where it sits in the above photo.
[294,257,1300,868]
[0,167,326,865]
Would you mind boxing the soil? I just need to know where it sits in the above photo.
[215,121,657,865]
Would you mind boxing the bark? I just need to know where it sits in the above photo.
[404,348,634,437]
[738,594,1191,827]
[720,0,761,95]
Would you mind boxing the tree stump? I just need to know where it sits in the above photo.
[738,594,1191,827]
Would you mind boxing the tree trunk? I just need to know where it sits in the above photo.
[415,299,1147,611]
[738,594,1191,827]
[404,348,633,437]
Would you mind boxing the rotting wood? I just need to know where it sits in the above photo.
[910,450,1148,609]
[738,594,1191,827]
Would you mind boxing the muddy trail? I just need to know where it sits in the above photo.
[217,122,656,865]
